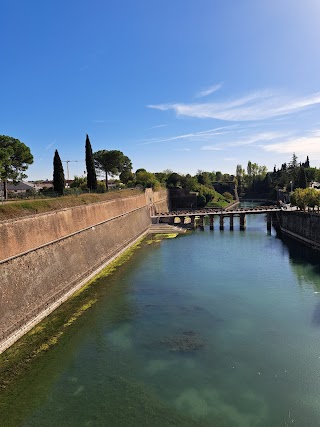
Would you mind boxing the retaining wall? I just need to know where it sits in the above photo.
[278,211,320,250]
[0,190,168,353]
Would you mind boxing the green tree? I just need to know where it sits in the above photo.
[135,170,160,189]
[70,175,87,190]
[0,135,33,199]
[53,149,65,195]
[93,150,132,191]
[119,169,134,185]
[297,166,307,189]
[85,134,97,191]
[167,172,181,187]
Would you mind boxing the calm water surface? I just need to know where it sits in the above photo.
[2,210,320,426]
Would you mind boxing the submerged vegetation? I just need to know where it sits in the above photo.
[0,237,144,391]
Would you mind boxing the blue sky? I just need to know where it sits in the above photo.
[2,0,320,180]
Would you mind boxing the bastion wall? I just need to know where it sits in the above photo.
[0,190,168,353]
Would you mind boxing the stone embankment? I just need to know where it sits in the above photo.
[277,211,320,251]
[0,190,168,353]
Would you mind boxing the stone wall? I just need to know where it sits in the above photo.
[279,211,320,250]
[0,190,167,352]
[1,193,147,261]
[145,188,169,214]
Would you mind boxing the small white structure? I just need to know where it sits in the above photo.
[310,181,320,190]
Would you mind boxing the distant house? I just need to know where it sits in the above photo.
[0,181,41,197]
[310,181,320,190]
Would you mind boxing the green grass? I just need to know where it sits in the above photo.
[206,199,229,208]
[0,189,142,221]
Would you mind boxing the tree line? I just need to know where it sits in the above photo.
[2,133,320,210]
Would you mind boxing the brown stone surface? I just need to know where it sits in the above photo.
[280,211,320,247]
[0,190,168,348]
[0,207,151,342]
[1,194,146,261]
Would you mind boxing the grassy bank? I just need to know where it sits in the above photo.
[0,189,142,221]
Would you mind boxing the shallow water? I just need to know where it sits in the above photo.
[2,211,320,426]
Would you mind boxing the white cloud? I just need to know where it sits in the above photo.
[201,146,225,151]
[148,91,320,122]
[200,131,286,151]
[262,134,320,155]
[93,119,107,124]
[141,125,238,145]
[46,140,55,150]
[196,83,223,98]
[174,148,191,152]
[230,131,288,146]
[148,124,167,129]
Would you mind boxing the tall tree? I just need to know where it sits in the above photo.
[93,150,132,191]
[85,134,97,191]
[53,149,65,195]
[0,135,33,199]
[297,166,307,189]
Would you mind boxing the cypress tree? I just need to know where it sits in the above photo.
[85,134,97,191]
[53,149,65,195]
[297,166,307,189]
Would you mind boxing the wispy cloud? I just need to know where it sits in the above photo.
[93,119,107,124]
[230,131,288,146]
[174,148,191,152]
[196,83,223,98]
[200,131,286,151]
[201,146,225,151]
[148,124,167,129]
[46,140,55,150]
[262,131,320,155]
[148,90,320,122]
[141,125,238,145]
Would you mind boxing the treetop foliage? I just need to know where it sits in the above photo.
[0,135,34,199]
[0,135,33,182]
[53,149,65,195]
[85,134,97,191]
[93,149,132,191]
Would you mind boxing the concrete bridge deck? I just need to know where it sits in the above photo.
[151,205,281,231]
[151,205,280,219]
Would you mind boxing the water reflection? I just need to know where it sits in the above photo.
[277,233,320,291]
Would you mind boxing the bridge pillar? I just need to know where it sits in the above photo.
[198,216,204,229]
[179,216,185,225]
[209,215,214,230]
[219,215,224,230]
[240,213,246,230]
[229,214,234,231]
[168,216,174,225]
[190,216,195,228]
[267,212,272,232]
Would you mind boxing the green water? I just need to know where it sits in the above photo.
[2,212,320,426]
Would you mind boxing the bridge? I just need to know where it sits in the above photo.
[151,205,281,231]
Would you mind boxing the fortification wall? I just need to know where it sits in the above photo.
[0,193,147,261]
[279,211,320,250]
[145,188,169,214]
[0,190,167,353]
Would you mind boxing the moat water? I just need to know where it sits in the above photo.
[2,208,320,426]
